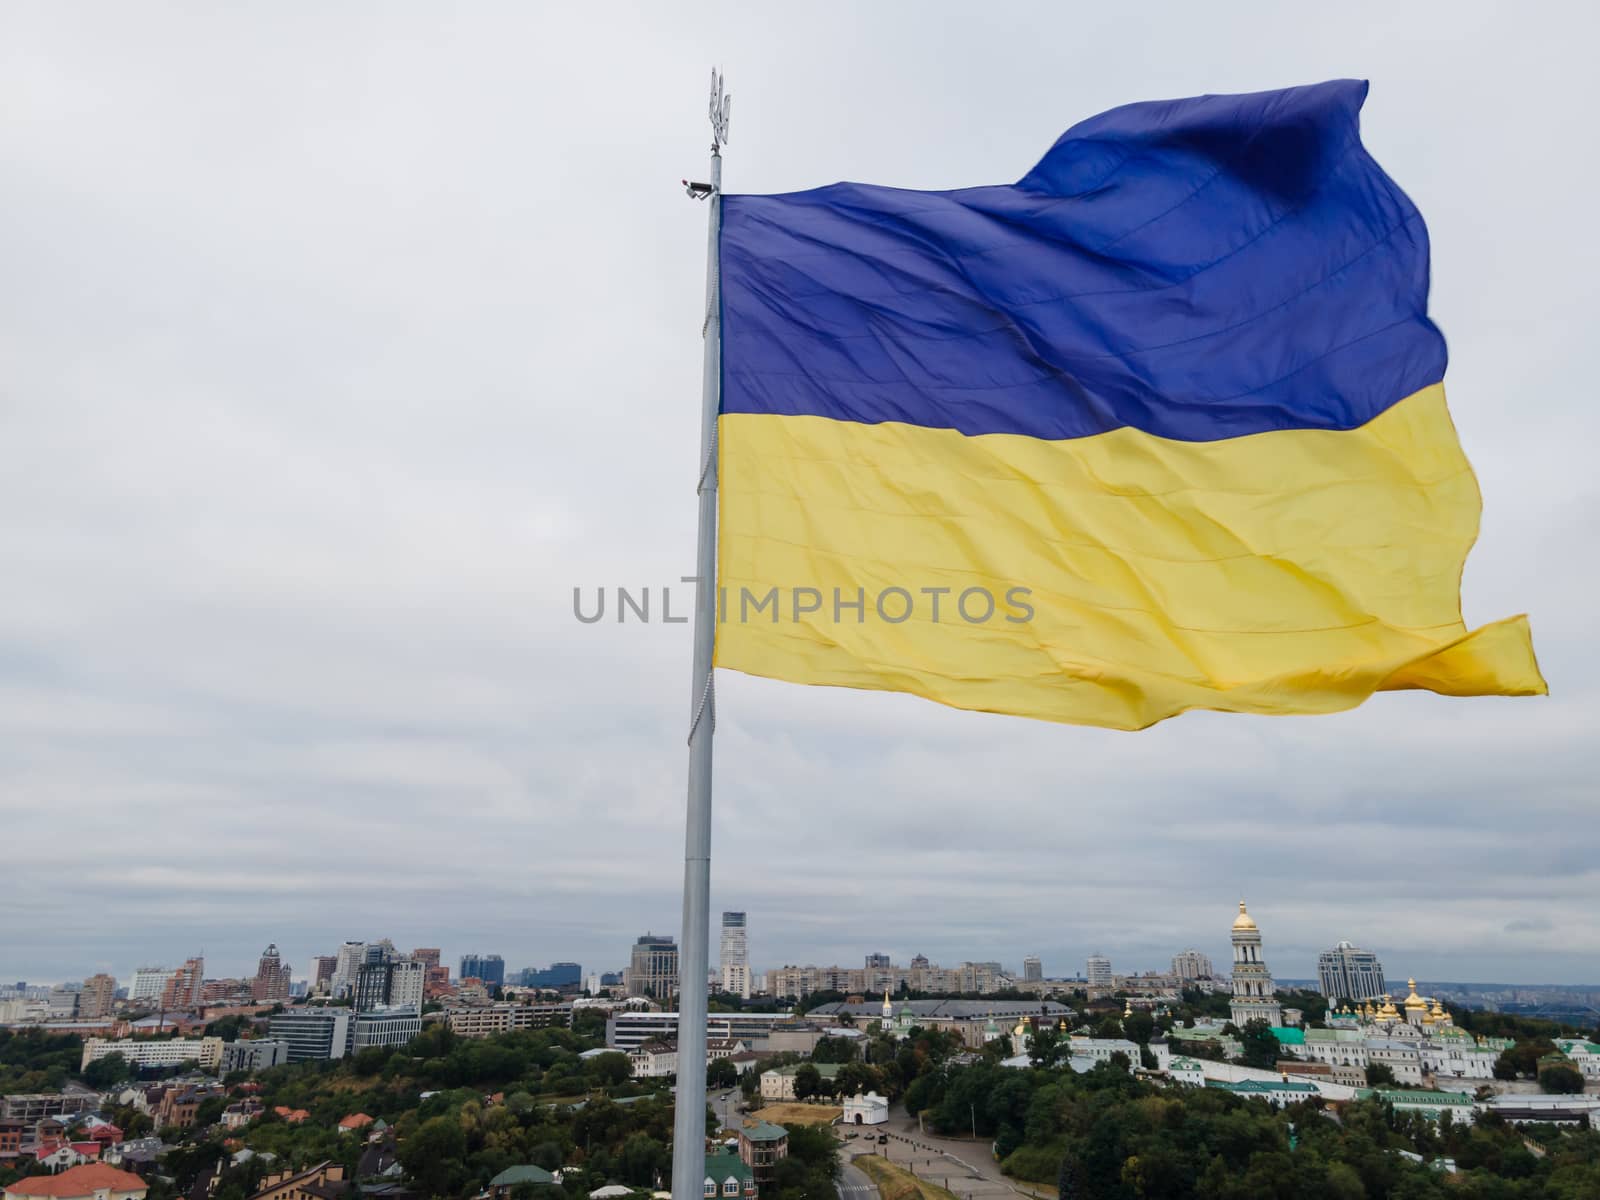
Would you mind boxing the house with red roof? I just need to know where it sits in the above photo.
[2,1163,149,1200]
[33,1142,102,1171]
[335,1114,373,1134]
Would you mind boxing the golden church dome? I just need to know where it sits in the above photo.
[1404,979,1426,1009]
[1232,900,1257,931]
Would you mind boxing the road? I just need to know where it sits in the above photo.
[836,1112,1053,1200]
[836,1156,876,1200]
[709,1089,742,1135]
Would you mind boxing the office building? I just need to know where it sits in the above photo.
[626,935,678,1000]
[1172,949,1215,983]
[1228,901,1283,1026]
[1318,941,1387,1003]
[252,945,291,1003]
[411,948,441,970]
[220,1040,289,1073]
[605,1010,799,1052]
[721,913,750,999]
[865,953,891,970]
[1086,955,1112,989]
[79,975,117,1020]
[46,986,80,1019]
[1022,956,1043,983]
[459,954,505,989]
[268,1008,354,1061]
[351,1007,422,1052]
[519,962,582,990]
[128,968,170,1005]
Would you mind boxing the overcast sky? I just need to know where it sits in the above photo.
[2,2,1596,991]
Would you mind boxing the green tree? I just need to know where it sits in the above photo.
[707,1057,737,1089]
[1236,1019,1280,1070]
[617,1133,666,1187]
[1365,1062,1396,1086]
[584,1052,632,1089]
[1121,1011,1155,1046]
[398,1115,467,1199]
[811,1036,857,1064]
[1539,1061,1585,1094]
[792,1064,821,1101]
[82,1052,133,1089]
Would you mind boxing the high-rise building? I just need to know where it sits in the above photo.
[411,948,442,970]
[1228,901,1282,1026]
[459,954,505,988]
[252,945,291,1003]
[720,913,750,999]
[331,942,366,998]
[1022,956,1043,982]
[1086,955,1112,989]
[311,956,338,994]
[80,974,117,1019]
[161,957,204,1010]
[1317,941,1387,1003]
[352,946,422,1013]
[47,986,80,1019]
[1171,949,1215,983]
[129,967,170,1005]
[864,953,891,970]
[626,935,678,999]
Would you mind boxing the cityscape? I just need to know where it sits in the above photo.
[3,901,1598,1200]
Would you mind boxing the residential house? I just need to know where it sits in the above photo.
[247,1162,349,1200]
[702,1151,756,1200]
[736,1122,787,1189]
[3,1164,149,1200]
[486,1166,554,1200]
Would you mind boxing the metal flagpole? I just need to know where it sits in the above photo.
[671,68,729,1200]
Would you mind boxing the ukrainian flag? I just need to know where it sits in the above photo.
[715,80,1544,730]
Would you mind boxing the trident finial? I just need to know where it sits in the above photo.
[709,68,731,148]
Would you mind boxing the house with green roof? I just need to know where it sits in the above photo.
[1268,1026,1305,1049]
[703,1150,757,1199]
[1205,1078,1321,1108]
[1358,1087,1477,1125]
[1166,1057,1205,1086]
[1553,1039,1600,1082]
[488,1164,557,1199]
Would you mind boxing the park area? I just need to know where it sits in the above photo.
[751,1102,842,1126]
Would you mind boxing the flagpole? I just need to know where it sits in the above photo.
[671,69,729,1200]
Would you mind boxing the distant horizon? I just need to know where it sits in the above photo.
[7,945,1599,994]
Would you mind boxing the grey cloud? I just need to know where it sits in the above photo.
[2,1,1597,988]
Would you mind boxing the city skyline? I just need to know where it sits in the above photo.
[6,904,1596,990]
